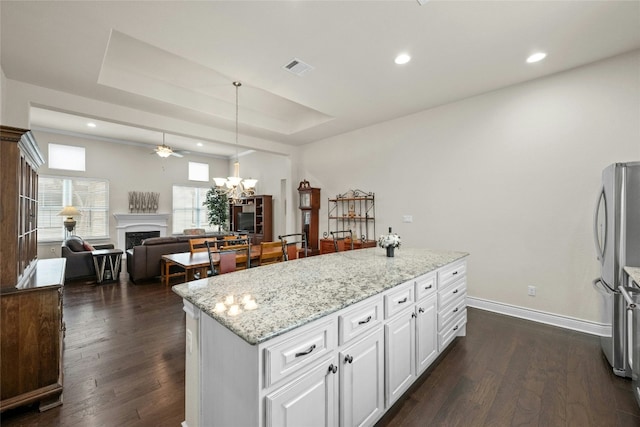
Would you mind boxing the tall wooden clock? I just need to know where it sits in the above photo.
[298,180,320,256]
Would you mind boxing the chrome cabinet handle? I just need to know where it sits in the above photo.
[358,316,372,325]
[344,355,353,364]
[295,344,316,358]
[328,364,338,374]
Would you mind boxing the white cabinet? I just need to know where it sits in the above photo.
[384,307,416,406]
[339,326,384,427]
[415,294,438,374]
[437,260,467,352]
[187,256,468,427]
[266,355,339,427]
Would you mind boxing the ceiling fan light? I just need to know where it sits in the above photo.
[156,147,172,158]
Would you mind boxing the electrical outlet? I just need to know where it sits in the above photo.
[528,285,536,296]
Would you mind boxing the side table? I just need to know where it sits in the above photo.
[91,249,123,284]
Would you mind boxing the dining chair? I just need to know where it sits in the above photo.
[330,230,353,252]
[259,241,284,265]
[205,240,237,276]
[278,233,308,260]
[223,243,251,270]
[190,237,219,253]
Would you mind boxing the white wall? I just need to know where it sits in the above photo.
[297,50,640,323]
[35,130,229,258]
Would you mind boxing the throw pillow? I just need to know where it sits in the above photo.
[83,241,96,251]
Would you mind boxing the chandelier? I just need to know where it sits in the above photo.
[213,81,258,203]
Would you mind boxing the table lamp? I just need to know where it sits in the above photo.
[58,206,81,235]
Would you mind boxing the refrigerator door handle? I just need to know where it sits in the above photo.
[593,187,607,262]
[619,286,636,375]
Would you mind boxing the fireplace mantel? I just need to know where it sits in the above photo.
[113,213,170,251]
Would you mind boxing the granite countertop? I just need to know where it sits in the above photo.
[625,266,640,286]
[172,247,468,345]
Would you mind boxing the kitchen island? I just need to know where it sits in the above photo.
[173,247,468,427]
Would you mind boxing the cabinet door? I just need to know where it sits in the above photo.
[384,308,416,407]
[415,294,438,374]
[266,356,338,427]
[339,327,384,427]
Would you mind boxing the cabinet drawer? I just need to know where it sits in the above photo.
[339,297,383,345]
[438,277,466,309]
[414,272,436,302]
[438,309,467,351]
[438,292,466,331]
[438,260,466,289]
[264,318,337,388]
[384,281,415,319]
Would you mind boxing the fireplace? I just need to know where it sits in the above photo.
[113,213,170,251]
[125,231,160,250]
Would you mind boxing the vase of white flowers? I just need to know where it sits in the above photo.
[378,227,401,257]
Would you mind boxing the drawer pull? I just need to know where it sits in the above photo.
[424,285,433,290]
[344,355,353,364]
[453,307,459,313]
[418,307,425,313]
[452,271,458,275]
[411,312,417,318]
[452,289,459,294]
[328,364,338,374]
[398,297,408,304]
[358,316,372,325]
[295,344,316,358]
[453,325,459,331]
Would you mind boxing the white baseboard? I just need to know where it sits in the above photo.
[467,296,611,337]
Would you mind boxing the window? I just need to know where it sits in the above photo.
[48,143,86,171]
[38,176,109,241]
[173,185,214,232]
[188,162,209,182]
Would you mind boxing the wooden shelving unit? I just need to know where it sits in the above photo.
[322,189,376,253]
[228,195,273,245]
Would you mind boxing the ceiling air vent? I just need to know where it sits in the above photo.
[283,58,314,76]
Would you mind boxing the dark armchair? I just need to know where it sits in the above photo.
[61,236,114,280]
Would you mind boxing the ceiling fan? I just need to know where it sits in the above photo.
[152,133,184,158]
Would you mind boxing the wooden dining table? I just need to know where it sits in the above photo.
[161,246,264,286]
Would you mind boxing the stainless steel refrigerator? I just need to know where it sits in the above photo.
[593,161,640,377]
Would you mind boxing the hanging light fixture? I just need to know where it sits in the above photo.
[213,81,258,202]
[155,133,173,158]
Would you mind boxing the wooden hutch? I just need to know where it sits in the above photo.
[1,126,67,413]
[228,195,273,245]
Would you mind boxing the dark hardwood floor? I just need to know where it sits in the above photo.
[2,275,639,426]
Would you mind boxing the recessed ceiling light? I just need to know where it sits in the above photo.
[87,122,96,128]
[394,53,411,65]
[526,52,547,63]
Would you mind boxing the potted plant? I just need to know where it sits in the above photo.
[204,188,228,232]
[378,227,401,257]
